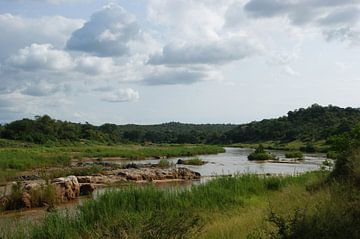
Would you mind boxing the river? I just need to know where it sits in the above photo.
[0,147,329,225]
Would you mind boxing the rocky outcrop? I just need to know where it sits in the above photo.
[1,167,200,211]
[52,176,80,201]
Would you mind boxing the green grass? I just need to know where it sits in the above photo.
[0,144,224,182]
[284,151,304,159]
[0,172,325,239]
[231,140,329,153]
[157,159,172,168]
[180,157,205,165]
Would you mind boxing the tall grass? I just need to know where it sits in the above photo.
[1,173,318,239]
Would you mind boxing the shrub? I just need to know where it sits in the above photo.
[248,145,276,161]
[157,159,171,168]
[178,157,205,165]
[285,151,304,159]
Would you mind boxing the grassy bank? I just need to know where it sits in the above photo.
[230,140,329,153]
[0,172,327,239]
[0,144,224,182]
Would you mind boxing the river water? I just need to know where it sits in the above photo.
[0,147,328,225]
[114,147,327,176]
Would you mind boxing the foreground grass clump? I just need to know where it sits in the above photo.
[1,173,307,239]
[248,145,276,161]
[285,151,304,159]
[1,183,59,211]
[178,157,205,165]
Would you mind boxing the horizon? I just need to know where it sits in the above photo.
[1,103,358,126]
[1,1,360,125]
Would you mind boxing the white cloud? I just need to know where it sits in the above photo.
[243,0,360,44]
[66,4,140,57]
[21,80,63,96]
[148,34,261,65]
[101,88,139,102]
[6,44,74,72]
[143,66,222,85]
[0,13,84,60]
[75,56,115,75]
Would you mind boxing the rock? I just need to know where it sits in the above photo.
[176,168,201,179]
[0,196,9,208]
[77,176,92,184]
[22,192,32,208]
[80,184,95,196]
[123,163,139,169]
[52,175,80,201]
[177,159,184,164]
[24,182,41,191]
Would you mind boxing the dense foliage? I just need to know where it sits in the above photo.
[224,104,360,143]
[0,115,235,144]
[1,104,360,145]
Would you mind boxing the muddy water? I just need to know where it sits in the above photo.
[0,147,328,225]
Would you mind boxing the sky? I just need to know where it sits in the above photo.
[1,0,360,125]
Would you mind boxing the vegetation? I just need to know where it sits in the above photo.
[0,115,235,145]
[0,173,319,239]
[178,157,206,165]
[224,104,360,144]
[1,183,58,211]
[1,105,360,147]
[157,159,172,168]
[284,151,304,159]
[248,145,276,161]
[0,144,224,183]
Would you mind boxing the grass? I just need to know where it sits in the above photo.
[179,157,206,165]
[284,151,304,159]
[157,159,172,168]
[0,144,224,183]
[231,140,329,153]
[0,172,326,239]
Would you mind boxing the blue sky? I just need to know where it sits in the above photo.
[1,0,360,125]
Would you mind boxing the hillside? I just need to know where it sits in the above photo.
[1,104,360,145]
[224,104,360,143]
[0,116,236,144]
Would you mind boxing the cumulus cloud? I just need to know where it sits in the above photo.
[101,88,139,102]
[66,4,140,57]
[21,80,63,97]
[143,66,221,85]
[75,56,115,75]
[6,44,74,72]
[243,0,360,44]
[148,35,261,65]
[0,13,83,60]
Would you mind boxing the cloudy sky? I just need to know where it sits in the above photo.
[1,0,360,125]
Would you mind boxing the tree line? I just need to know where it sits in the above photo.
[1,104,360,145]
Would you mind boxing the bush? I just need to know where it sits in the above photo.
[248,145,276,161]
[285,151,304,159]
[178,157,205,165]
[157,159,171,168]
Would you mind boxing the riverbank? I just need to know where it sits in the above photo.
[229,140,329,153]
[0,171,330,238]
[0,144,224,183]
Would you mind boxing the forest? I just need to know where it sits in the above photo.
[1,104,360,146]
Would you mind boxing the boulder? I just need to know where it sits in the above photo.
[80,184,95,196]
[22,192,32,208]
[77,176,92,183]
[52,175,80,201]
